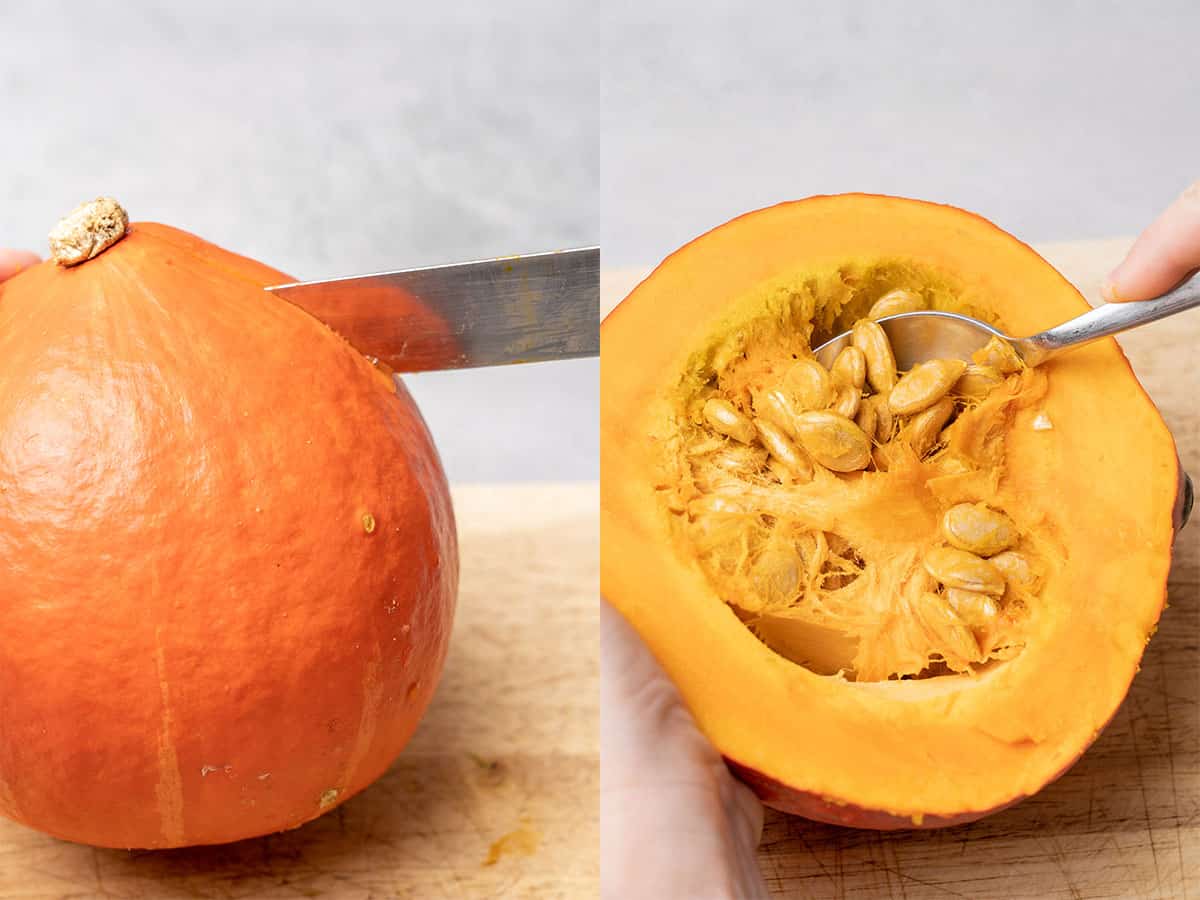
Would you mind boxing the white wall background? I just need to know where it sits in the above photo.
[602,1,1199,268]
[4,2,1196,480]
[0,1,598,483]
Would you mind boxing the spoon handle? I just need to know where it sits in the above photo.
[1017,272,1200,365]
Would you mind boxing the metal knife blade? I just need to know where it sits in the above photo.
[265,247,599,373]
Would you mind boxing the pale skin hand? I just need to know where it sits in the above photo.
[1104,181,1200,302]
[601,600,768,900]
[0,249,40,282]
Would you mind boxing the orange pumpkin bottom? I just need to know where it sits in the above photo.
[0,214,457,848]
[727,760,1019,829]
[601,195,1180,829]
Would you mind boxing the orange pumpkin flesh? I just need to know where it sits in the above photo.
[601,195,1179,827]
[0,204,457,848]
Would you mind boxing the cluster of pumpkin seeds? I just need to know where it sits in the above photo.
[917,503,1040,672]
[697,289,1025,480]
[679,288,1042,679]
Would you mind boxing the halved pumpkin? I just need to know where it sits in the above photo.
[601,195,1181,827]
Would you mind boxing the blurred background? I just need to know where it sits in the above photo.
[0,1,597,482]
[602,1,1198,269]
[7,2,1197,481]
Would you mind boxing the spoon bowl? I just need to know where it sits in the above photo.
[814,311,1004,369]
[815,271,1200,369]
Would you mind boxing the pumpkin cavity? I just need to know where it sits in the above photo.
[657,260,1047,682]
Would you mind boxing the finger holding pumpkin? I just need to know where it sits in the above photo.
[0,248,40,281]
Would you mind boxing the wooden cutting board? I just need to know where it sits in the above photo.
[604,237,1199,900]
[0,483,599,899]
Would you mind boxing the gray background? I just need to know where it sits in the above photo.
[602,1,1199,268]
[4,3,1197,480]
[0,1,597,483]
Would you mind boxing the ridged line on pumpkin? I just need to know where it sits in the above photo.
[132,224,383,366]
[136,224,293,296]
[335,640,384,799]
[0,766,20,823]
[153,627,186,846]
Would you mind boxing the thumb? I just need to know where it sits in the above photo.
[1104,181,1200,302]
[0,249,41,282]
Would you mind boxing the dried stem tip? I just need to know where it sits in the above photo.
[49,197,129,267]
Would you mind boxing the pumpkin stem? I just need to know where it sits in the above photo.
[48,197,129,267]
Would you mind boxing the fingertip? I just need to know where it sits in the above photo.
[1107,180,1200,302]
[0,249,42,282]
[1100,274,1127,303]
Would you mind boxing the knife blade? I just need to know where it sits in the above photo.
[264,247,598,373]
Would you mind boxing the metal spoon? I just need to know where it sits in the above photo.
[814,271,1200,370]
[812,271,1198,528]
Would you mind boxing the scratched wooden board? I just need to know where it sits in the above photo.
[603,237,1200,900]
[0,483,599,900]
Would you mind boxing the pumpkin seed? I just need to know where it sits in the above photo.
[703,397,756,444]
[923,546,1005,595]
[753,388,799,436]
[954,364,1004,400]
[830,383,862,420]
[854,397,878,443]
[868,288,925,320]
[989,550,1039,591]
[913,591,981,666]
[972,336,1022,375]
[899,396,956,457]
[754,419,814,482]
[888,359,967,416]
[945,588,1000,628]
[871,444,892,472]
[794,410,872,472]
[851,319,897,393]
[830,345,867,390]
[872,393,895,442]
[783,359,834,411]
[941,503,1017,557]
[751,548,803,607]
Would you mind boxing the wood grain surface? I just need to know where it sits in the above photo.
[603,237,1199,900]
[0,483,599,899]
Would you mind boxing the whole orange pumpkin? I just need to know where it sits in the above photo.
[0,199,457,848]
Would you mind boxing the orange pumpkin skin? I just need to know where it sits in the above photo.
[0,222,457,848]
[725,760,1020,829]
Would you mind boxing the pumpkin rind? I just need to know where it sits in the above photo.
[0,220,457,848]
[601,195,1179,827]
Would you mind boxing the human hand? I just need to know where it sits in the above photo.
[601,600,768,900]
[1104,181,1200,302]
[0,249,40,282]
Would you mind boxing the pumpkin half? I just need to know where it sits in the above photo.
[0,199,457,848]
[601,195,1182,828]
